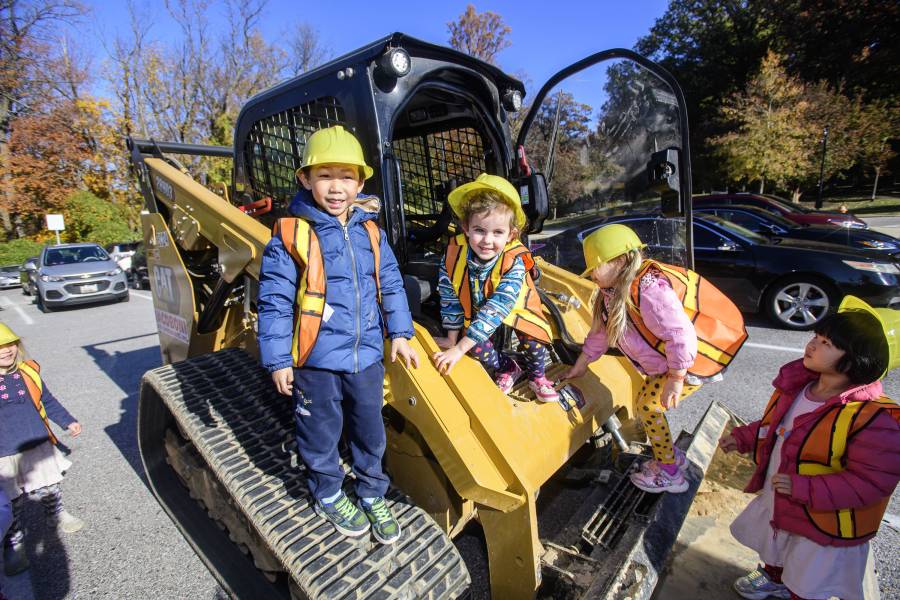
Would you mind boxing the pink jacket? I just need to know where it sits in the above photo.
[582,269,697,375]
[732,359,900,547]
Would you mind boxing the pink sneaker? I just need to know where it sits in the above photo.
[528,375,560,403]
[629,460,688,494]
[495,362,523,394]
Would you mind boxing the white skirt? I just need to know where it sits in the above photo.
[731,488,870,600]
[0,441,72,499]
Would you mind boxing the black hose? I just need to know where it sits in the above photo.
[538,289,583,363]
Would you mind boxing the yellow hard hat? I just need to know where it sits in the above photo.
[838,295,899,378]
[580,224,647,276]
[299,125,373,181]
[448,173,527,229]
[0,322,20,346]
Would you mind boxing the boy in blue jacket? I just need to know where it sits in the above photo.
[258,126,418,544]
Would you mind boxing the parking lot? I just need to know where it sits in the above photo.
[0,287,897,599]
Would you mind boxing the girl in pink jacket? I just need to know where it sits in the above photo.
[721,297,899,600]
[562,224,701,494]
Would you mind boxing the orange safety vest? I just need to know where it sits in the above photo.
[444,234,552,344]
[16,360,58,445]
[275,217,382,367]
[626,259,747,378]
[755,390,900,540]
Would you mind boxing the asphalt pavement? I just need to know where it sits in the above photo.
[0,288,897,599]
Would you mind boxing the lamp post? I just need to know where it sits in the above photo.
[815,125,829,209]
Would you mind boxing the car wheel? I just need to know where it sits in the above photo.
[36,294,52,313]
[764,276,834,330]
[22,285,30,296]
[129,271,141,290]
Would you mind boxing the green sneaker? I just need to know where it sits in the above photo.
[359,497,402,544]
[314,493,370,538]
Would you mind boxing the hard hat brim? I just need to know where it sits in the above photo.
[448,179,527,229]
[296,163,374,181]
[838,295,898,378]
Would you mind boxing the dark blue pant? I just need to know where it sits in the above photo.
[292,361,389,501]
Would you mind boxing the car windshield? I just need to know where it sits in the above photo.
[721,206,800,229]
[0,266,18,274]
[44,246,110,266]
[696,215,769,243]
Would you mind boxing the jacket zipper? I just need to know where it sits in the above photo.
[343,223,361,372]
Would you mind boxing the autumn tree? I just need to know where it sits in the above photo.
[447,4,511,65]
[854,98,900,198]
[712,52,813,197]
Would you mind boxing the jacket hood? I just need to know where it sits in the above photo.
[773,358,884,404]
[288,189,380,227]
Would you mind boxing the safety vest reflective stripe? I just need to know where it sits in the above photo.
[17,360,58,445]
[444,234,552,343]
[758,393,898,540]
[627,260,747,378]
[276,217,381,367]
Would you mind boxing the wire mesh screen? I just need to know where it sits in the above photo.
[244,97,346,204]
[394,128,485,224]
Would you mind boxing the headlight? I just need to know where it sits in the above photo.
[106,267,123,276]
[40,274,64,282]
[503,89,523,112]
[379,47,410,78]
[842,261,900,274]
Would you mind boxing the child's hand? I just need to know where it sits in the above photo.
[68,422,82,437]
[391,338,420,369]
[661,377,684,409]
[772,474,793,496]
[561,354,590,381]
[272,367,294,396]
[719,433,738,453]
[432,346,465,375]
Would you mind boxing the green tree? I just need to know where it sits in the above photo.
[63,190,139,245]
[712,52,813,197]
[447,4,511,65]
[0,237,43,264]
[853,98,900,198]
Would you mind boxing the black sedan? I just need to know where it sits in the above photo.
[694,204,900,256]
[532,213,900,330]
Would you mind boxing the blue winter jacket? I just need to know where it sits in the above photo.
[257,190,414,374]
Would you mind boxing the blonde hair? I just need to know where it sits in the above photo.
[591,249,644,348]
[461,191,519,234]
[0,339,27,374]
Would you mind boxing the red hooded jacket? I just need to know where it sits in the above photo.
[732,359,900,547]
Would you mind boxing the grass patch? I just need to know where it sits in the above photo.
[819,194,900,216]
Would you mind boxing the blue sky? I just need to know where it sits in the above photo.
[84,0,669,101]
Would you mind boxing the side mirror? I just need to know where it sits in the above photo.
[517,172,549,234]
[648,148,681,217]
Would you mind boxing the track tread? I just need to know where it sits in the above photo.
[145,349,470,600]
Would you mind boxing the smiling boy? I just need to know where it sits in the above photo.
[257,126,418,544]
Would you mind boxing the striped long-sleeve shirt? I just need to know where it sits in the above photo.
[438,248,526,344]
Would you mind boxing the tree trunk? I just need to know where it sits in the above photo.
[792,188,802,203]
[758,178,765,194]
[871,167,881,201]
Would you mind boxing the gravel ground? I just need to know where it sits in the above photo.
[0,287,897,599]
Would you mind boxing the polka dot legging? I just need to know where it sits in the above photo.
[470,334,547,379]
[636,374,701,463]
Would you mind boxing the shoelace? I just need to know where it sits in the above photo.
[746,570,769,587]
[368,499,393,524]
[332,496,358,521]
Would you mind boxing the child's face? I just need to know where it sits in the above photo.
[462,208,517,261]
[0,342,18,369]
[588,255,626,288]
[803,334,846,374]
[299,163,365,223]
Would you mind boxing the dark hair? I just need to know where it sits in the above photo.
[814,311,888,384]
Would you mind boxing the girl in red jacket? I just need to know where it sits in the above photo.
[720,296,899,600]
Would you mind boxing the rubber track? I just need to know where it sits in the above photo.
[144,348,470,600]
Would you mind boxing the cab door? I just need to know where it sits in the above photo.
[515,49,694,269]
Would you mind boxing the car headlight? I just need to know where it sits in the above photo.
[106,267,123,276]
[842,260,900,274]
[40,274,64,282]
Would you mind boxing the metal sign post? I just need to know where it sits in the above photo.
[46,214,65,245]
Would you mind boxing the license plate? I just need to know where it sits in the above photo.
[82,284,98,293]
